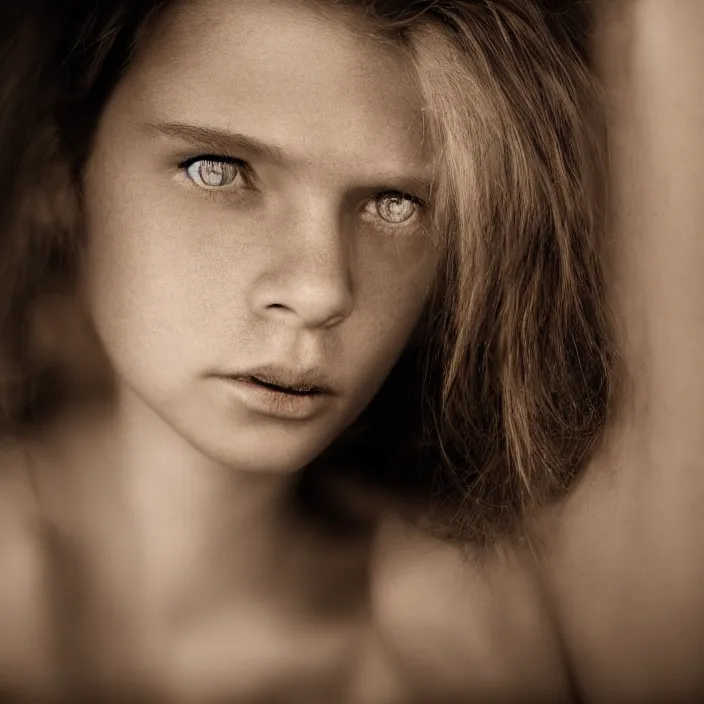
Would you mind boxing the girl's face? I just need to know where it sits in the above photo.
[82,0,437,473]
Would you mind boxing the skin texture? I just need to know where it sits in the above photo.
[2,1,703,702]
[81,0,437,477]
[0,3,577,702]
[1,3,510,702]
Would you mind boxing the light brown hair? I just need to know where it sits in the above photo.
[0,0,617,546]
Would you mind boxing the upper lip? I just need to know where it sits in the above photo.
[224,364,335,395]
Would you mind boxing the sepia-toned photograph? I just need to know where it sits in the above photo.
[0,1,702,702]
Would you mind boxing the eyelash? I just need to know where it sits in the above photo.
[177,154,426,229]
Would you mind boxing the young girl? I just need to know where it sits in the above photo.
[0,0,615,701]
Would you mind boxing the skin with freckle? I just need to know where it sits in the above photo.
[0,1,636,702]
[81,0,437,476]
[1,0,616,546]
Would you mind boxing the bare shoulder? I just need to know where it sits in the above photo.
[0,435,55,697]
[367,515,573,703]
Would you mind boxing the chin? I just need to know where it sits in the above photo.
[140,381,351,475]
[190,423,340,475]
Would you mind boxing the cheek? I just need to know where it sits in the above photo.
[359,236,435,323]
[81,146,436,386]
[86,156,218,289]
[80,176,237,374]
[351,243,435,369]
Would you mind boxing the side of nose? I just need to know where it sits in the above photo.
[248,203,355,329]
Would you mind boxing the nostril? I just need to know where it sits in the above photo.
[255,279,354,329]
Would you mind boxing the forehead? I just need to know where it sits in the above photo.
[108,0,431,173]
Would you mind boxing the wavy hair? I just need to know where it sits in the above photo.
[0,0,617,546]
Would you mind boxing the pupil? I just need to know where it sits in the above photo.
[381,196,412,223]
[200,161,229,187]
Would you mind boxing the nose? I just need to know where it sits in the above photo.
[249,205,355,330]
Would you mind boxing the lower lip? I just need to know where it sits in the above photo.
[218,376,333,421]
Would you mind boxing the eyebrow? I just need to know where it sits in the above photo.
[141,122,289,167]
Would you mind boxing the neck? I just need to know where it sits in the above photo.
[28,384,305,642]
[125,385,301,607]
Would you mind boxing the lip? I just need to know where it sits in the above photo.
[217,365,336,421]
[235,364,335,395]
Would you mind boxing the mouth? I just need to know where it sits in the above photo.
[218,366,335,421]
[240,375,327,396]
[229,364,334,395]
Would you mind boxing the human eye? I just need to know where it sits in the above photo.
[179,155,251,191]
[362,191,424,231]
